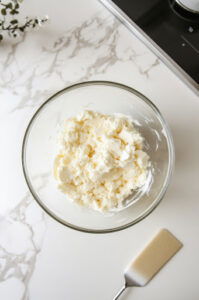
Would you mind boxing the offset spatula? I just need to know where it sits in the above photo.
[113,229,183,300]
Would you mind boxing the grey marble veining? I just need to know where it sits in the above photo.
[0,14,159,114]
[0,9,161,300]
[0,192,46,300]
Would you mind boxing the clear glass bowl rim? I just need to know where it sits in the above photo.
[22,80,175,234]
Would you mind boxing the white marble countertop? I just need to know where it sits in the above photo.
[0,1,199,299]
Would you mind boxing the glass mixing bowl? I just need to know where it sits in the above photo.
[22,81,174,233]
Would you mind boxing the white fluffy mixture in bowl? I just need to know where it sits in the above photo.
[54,110,150,212]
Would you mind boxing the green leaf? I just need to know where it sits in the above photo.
[10,9,16,15]
[15,3,19,9]
[10,19,18,24]
[7,3,13,9]
[0,34,3,41]
[1,8,7,15]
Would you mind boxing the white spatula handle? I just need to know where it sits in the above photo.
[113,284,127,300]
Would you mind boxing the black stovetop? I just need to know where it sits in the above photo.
[111,0,199,85]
